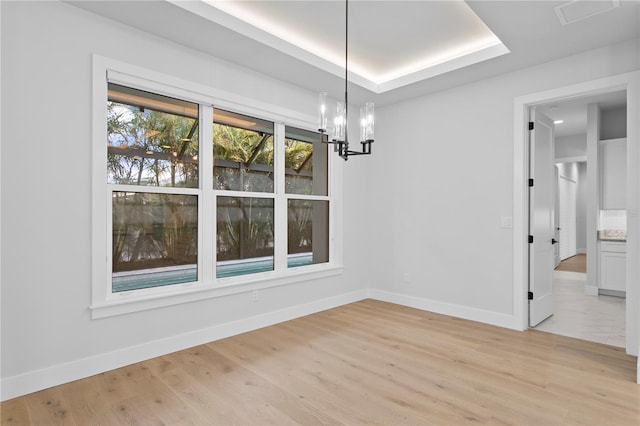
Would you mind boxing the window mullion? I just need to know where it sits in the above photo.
[274,123,288,272]
[328,145,339,265]
[106,187,115,299]
[200,105,215,285]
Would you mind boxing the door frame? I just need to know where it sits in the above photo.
[554,166,560,267]
[512,71,639,362]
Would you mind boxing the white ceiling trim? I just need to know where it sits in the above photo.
[169,0,510,94]
[376,41,510,93]
[167,0,363,87]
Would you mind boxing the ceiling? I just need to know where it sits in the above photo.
[183,0,510,93]
[68,0,639,106]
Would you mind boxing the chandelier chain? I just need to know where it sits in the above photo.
[344,0,349,148]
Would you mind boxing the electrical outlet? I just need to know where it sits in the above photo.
[251,290,259,301]
[500,216,513,228]
[403,272,411,283]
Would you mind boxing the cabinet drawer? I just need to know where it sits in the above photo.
[600,241,626,253]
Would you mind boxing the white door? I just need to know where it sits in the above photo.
[529,110,556,327]
[554,166,561,267]
[558,175,577,260]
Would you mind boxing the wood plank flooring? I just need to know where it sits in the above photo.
[2,299,639,425]
[555,254,587,273]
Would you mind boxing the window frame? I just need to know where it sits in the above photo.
[91,55,342,319]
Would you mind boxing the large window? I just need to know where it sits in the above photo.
[211,115,330,277]
[216,196,274,278]
[108,84,199,187]
[284,126,327,196]
[213,109,274,193]
[213,109,276,278]
[107,84,200,292]
[285,126,329,268]
[93,65,336,317]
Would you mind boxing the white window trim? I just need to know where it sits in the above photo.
[91,55,343,319]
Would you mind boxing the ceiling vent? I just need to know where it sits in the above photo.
[555,0,620,26]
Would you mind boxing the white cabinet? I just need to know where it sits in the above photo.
[598,241,626,294]
[599,138,626,209]
[597,138,626,296]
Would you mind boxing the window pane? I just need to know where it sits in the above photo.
[112,192,198,292]
[213,109,274,192]
[217,197,274,277]
[285,127,328,196]
[288,199,329,267]
[107,83,199,188]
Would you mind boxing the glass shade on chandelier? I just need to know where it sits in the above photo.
[318,91,328,133]
[360,102,375,143]
[333,101,346,142]
[318,92,375,160]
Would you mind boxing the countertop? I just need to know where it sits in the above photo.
[598,230,626,242]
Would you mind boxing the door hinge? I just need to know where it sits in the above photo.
[529,122,534,130]
[529,178,534,187]
[528,291,534,300]
[529,235,534,244]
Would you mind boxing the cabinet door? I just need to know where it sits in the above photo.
[599,251,626,292]
[600,138,627,210]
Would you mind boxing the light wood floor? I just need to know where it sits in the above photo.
[2,299,639,425]
[555,254,587,273]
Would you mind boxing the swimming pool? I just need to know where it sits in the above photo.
[113,253,313,292]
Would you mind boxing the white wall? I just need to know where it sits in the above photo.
[557,162,579,182]
[0,1,373,399]
[601,107,627,140]
[0,0,3,403]
[370,38,639,326]
[577,162,588,253]
[556,134,587,159]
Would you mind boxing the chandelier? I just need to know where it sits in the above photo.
[318,0,375,161]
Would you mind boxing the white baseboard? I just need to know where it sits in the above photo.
[554,270,587,280]
[584,285,599,296]
[1,289,369,401]
[369,289,520,331]
[0,288,542,401]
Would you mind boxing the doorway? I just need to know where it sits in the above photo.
[528,93,627,346]
[512,71,639,366]
[532,93,628,347]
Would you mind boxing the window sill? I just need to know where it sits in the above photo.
[90,264,344,319]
